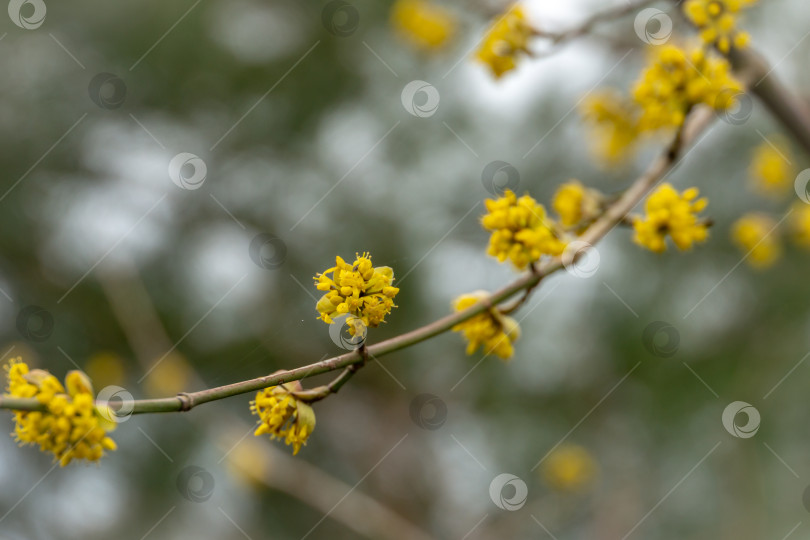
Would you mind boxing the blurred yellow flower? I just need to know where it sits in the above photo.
[542,444,598,493]
[749,138,795,197]
[84,351,126,389]
[475,5,533,79]
[580,90,642,165]
[143,352,192,397]
[482,189,564,270]
[5,358,117,466]
[633,183,709,253]
[224,431,271,486]
[552,180,602,229]
[314,252,399,328]
[391,0,456,51]
[684,0,757,53]
[790,203,810,247]
[452,291,520,360]
[633,44,742,131]
[731,213,781,268]
[251,382,315,455]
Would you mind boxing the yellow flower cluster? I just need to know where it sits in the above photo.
[684,0,758,53]
[580,91,642,165]
[5,359,116,466]
[314,253,399,330]
[251,382,316,455]
[633,183,709,253]
[391,0,456,51]
[728,206,810,269]
[475,5,533,79]
[633,44,743,131]
[552,181,602,229]
[731,213,781,269]
[541,444,598,493]
[749,138,795,198]
[482,189,565,270]
[452,292,520,360]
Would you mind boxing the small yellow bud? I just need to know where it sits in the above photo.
[633,183,709,253]
[452,292,519,360]
[5,359,117,465]
[251,382,315,455]
[474,6,533,79]
[313,253,399,329]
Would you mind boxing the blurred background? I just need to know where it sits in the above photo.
[1,0,809,538]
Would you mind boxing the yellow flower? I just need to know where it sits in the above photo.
[749,138,795,198]
[83,351,126,389]
[224,434,271,486]
[5,358,117,466]
[391,0,456,51]
[684,0,757,53]
[475,5,533,79]
[482,189,565,270]
[790,203,810,248]
[580,90,642,165]
[633,183,709,253]
[541,444,598,493]
[314,252,399,329]
[251,382,315,455]
[731,213,781,268]
[552,180,602,229]
[143,352,192,397]
[633,44,743,131]
[452,291,520,360]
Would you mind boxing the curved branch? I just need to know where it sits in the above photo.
[0,106,715,417]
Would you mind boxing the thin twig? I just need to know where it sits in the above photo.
[499,262,541,315]
[293,345,368,402]
[100,262,432,540]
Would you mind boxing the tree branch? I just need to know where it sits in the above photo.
[728,46,810,155]
[0,106,715,417]
[666,0,810,154]
[536,0,660,44]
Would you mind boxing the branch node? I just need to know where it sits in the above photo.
[176,392,193,412]
[354,344,369,370]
